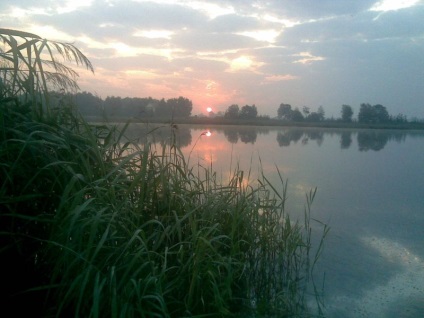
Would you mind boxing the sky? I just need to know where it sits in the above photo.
[1,0,424,118]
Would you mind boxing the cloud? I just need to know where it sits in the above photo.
[264,74,298,82]
[1,0,423,118]
[370,0,422,12]
[292,52,325,64]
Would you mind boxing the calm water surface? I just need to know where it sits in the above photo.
[126,123,424,317]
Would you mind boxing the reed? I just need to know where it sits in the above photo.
[0,29,328,317]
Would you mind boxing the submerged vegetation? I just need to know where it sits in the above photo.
[1,29,328,317]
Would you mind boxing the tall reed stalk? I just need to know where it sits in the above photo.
[0,28,93,117]
[0,29,328,317]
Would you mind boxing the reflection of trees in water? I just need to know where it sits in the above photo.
[357,131,389,151]
[121,124,192,148]
[276,129,303,146]
[340,132,352,149]
[357,130,407,152]
[222,127,259,144]
[276,129,324,147]
[223,130,239,144]
[275,129,412,151]
[239,130,257,144]
[301,130,324,146]
[123,124,417,151]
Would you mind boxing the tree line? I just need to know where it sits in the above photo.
[72,91,420,124]
[73,92,193,119]
[220,102,417,124]
[276,103,412,124]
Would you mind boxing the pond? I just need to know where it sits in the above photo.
[124,123,424,317]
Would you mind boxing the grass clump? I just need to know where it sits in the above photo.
[0,28,328,317]
[0,103,328,317]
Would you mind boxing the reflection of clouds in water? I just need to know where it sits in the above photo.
[363,236,422,265]
[327,236,424,318]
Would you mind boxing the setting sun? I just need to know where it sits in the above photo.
[207,107,212,113]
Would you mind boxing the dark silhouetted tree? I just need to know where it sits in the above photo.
[373,104,389,123]
[75,91,103,116]
[240,104,258,119]
[291,108,304,122]
[358,103,389,123]
[341,105,353,122]
[104,96,123,117]
[358,103,373,123]
[277,103,292,120]
[224,104,240,119]
[154,98,170,118]
[166,96,192,118]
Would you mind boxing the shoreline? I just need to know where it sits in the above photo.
[84,116,424,131]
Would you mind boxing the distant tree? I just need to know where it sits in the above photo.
[291,107,304,122]
[104,96,123,117]
[302,106,310,118]
[341,105,353,122]
[373,104,389,123]
[391,113,407,123]
[306,112,321,122]
[167,96,192,117]
[224,104,240,119]
[358,103,373,123]
[154,98,170,118]
[119,97,150,117]
[304,106,325,122]
[277,103,292,120]
[240,104,258,119]
[358,103,389,123]
[75,91,103,116]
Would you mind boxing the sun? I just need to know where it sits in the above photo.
[207,107,212,113]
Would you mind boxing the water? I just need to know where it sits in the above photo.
[125,123,424,317]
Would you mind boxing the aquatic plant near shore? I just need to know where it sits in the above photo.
[0,103,328,316]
